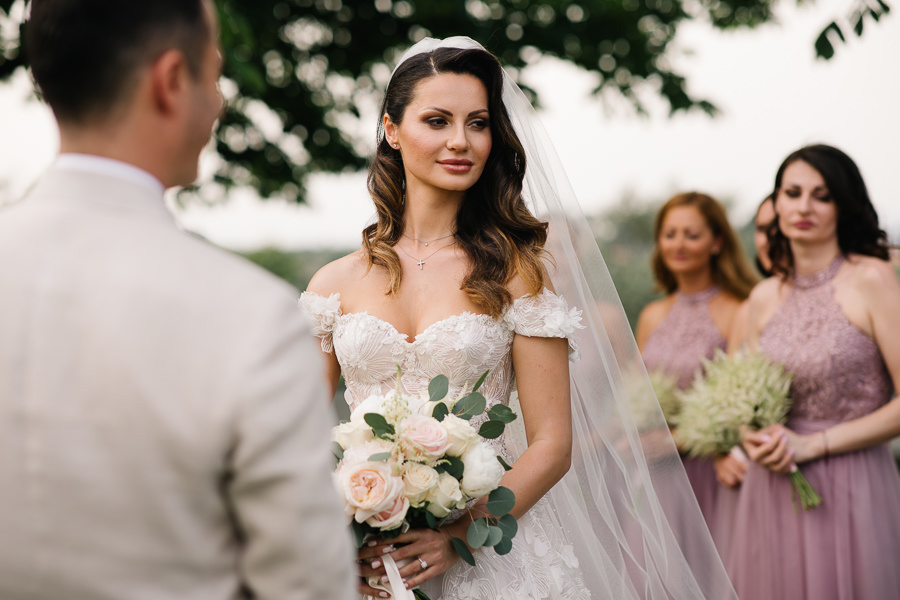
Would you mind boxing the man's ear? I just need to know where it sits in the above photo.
[149,49,189,115]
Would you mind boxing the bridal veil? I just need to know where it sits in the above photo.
[391,37,736,599]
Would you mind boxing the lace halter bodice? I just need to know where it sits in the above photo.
[641,286,727,390]
[759,256,893,422]
[300,289,583,455]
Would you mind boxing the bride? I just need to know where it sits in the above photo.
[301,38,735,600]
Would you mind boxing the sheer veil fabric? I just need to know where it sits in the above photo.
[390,37,736,599]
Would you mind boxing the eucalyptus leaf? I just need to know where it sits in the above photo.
[484,525,504,547]
[472,370,489,392]
[453,392,486,420]
[429,375,449,403]
[451,537,476,566]
[413,589,432,600]
[487,404,517,423]
[440,455,464,479]
[498,513,518,538]
[425,511,437,530]
[331,441,344,462]
[467,518,490,548]
[486,486,516,516]
[479,420,505,439]
[432,402,449,422]
[497,455,513,471]
[368,452,391,462]
[494,536,513,555]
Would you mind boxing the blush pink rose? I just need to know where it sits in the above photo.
[366,492,410,530]
[339,459,405,523]
[398,415,450,462]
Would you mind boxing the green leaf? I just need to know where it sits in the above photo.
[437,455,464,479]
[432,402,449,422]
[425,511,437,530]
[368,452,391,462]
[484,525,504,547]
[494,535,513,555]
[413,589,433,600]
[352,522,369,549]
[486,404,517,423]
[451,537,476,566]
[814,22,843,60]
[479,420,506,439]
[466,518,490,548]
[486,486,516,516]
[429,375,449,403]
[853,13,864,36]
[472,370,489,392]
[331,441,344,462]
[497,455,513,471]
[453,392,486,420]
[364,413,394,438]
[497,513,518,539]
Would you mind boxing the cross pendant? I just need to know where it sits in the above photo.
[417,259,425,270]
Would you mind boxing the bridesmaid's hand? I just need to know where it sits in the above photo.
[713,450,748,488]
[742,425,795,474]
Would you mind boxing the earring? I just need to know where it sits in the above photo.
[392,143,399,149]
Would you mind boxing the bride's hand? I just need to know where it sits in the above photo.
[364,525,463,594]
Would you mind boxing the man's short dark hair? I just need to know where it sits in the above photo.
[25,0,210,124]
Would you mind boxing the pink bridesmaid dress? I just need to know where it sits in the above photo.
[727,256,900,599]
[641,286,730,540]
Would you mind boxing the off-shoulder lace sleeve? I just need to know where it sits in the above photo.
[298,291,342,353]
[506,288,585,361]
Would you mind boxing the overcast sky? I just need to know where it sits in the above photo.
[2,0,897,251]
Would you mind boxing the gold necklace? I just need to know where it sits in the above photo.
[396,239,457,270]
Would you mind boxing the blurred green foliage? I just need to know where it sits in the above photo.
[0,0,888,205]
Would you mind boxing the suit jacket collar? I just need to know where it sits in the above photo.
[24,164,177,226]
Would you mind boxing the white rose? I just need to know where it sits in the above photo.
[425,472,465,517]
[460,442,505,498]
[332,419,375,449]
[441,413,479,457]
[402,462,440,507]
[350,393,390,422]
[398,415,450,462]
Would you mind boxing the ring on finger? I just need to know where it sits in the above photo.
[418,557,427,570]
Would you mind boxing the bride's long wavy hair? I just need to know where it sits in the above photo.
[364,47,548,318]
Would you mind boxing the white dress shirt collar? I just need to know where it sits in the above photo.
[54,154,166,198]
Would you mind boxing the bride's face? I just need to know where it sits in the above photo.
[383,72,492,196]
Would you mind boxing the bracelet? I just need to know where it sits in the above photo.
[821,429,830,459]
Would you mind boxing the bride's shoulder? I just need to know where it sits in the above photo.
[306,249,369,297]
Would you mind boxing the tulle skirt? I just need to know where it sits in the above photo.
[725,419,900,600]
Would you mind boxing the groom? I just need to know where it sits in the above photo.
[0,1,354,599]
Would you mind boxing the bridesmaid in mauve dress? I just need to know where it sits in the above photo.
[636,192,758,543]
[732,144,900,600]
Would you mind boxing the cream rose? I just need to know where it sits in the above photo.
[441,413,479,457]
[366,491,410,530]
[425,472,465,517]
[339,458,405,523]
[398,415,450,462]
[349,393,389,423]
[332,419,374,449]
[460,442,505,497]
[402,462,440,507]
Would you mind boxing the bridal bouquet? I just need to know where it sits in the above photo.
[332,370,518,600]
[675,348,822,511]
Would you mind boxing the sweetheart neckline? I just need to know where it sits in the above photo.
[337,310,505,344]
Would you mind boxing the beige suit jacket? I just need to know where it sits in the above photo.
[0,166,355,600]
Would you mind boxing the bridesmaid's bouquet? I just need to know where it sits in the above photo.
[626,367,681,430]
[675,348,822,511]
[332,369,518,600]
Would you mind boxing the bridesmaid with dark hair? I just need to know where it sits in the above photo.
[636,192,758,532]
[729,144,900,599]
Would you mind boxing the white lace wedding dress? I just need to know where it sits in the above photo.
[301,288,590,600]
